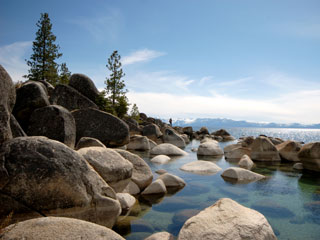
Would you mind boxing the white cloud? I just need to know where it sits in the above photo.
[218,77,252,87]
[122,49,166,65]
[0,41,32,82]
[127,89,320,124]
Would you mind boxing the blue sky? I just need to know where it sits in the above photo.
[1,0,320,124]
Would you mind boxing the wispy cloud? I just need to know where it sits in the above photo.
[218,77,252,87]
[0,41,32,82]
[122,49,166,65]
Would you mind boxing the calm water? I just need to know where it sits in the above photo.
[113,128,320,240]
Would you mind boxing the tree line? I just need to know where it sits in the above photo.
[25,12,139,120]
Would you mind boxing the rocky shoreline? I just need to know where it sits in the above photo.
[1,64,319,239]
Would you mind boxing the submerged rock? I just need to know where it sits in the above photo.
[180,160,222,175]
[1,217,125,240]
[178,198,277,240]
[151,155,171,164]
[221,167,265,183]
[144,232,174,240]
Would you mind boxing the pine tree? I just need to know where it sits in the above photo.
[59,62,71,84]
[130,103,140,121]
[105,50,129,117]
[25,13,62,86]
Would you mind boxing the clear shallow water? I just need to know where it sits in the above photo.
[113,129,320,240]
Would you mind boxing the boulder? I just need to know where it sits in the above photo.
[221,167,265,183]
[139,112,148,121]
[293,162,303,170]
[158,173,186,189]
[69,73,99,103]
[141,179,167,195]
[50,84,98,111]
[10,114,26,138]
[124,118,142,135]
[180,161,222,175]
[151,143,188,156]
[122,180,141,195]
[116,193,137,212]
[149,139,157,149]
[178,198,277,240]
[183,126,193,138]
[162,127,186,148]
[75,137,106,150]
[1,217,125,240]
[269,137,284,145]
[151,155,171,164]
[181,134,190,144]
[0,137,121,227]
[155,169,168,175]
[12,81,50,131]
[212,129,235,141]
[145,232,174,240]
[199,126,209,135]
[298,142,320,172]
[72,108,130,147]
[238,154,254,170]
[127,135,151,150]
[0,65,16,143]
[27,105,76,148]
[225,147,251,160]
[197,141,223,156]
[241,136,255,147]
[115,149,153,191]
[142,123,162,142]
[77,147,133,192]
[276,140,302,162]
[250,136,281,161]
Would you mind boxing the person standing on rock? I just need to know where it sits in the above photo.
[169,118,172,126]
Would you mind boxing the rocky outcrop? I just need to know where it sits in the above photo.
[142,123,162,142]
[158,173,186,189]
[115,149,153,191]
[151,155,171,164]
[72,108,129,147]
[10,114,26,138]
[180,161,222,175]
[13,81,50,131]
[27,105,76,148]
[250,136,281,161]
[0,65,16,143]
[0,137,121,227]
[276,140,302,162]
[69,73,99,103]
[178,198,277,240]
[127,135,150,150]
[50,84,98,111]
[77,147,133,192]
[1,217,125,240]
[145,232,174,240]
[238,154,254,170]
[197,140,223,156]
[75,137,106,150]
[221,167,265,183]
[162,127,186,148]
[298,142,320,172]
[151,143,188,156]
[211,129,235,141]
[141,179,166,195]
[225,147,251,160]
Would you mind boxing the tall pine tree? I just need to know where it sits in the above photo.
[25,13,62,86]
[59,62,71,84]
[105,50,129,118]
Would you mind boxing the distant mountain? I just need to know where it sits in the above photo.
[171,118,320,129]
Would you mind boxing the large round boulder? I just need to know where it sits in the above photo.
[298,142,320,172]
[142,123,162,142]
[180,161,222,175]
[162,127,186,148]
[115,149,153,191]
[225,147,251,160]
[151,143,188,156]
[27,105,76,148]
[197,141,223,156]
[0,136,121,227]
[127,135,151,150]
[75,137,106,150]
[69,73,100,103]
[77,147,133,192]
[124,118,142,135]
[12,81,50,131]
[1,217,125,240]
[0,65,16,143]
[250,136,281,161]
[50,84,98,111]
[178,198,277,240]
[221,167,265,183]
[72,108,129,147]
[276,140,302,162]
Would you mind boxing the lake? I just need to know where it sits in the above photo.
[113,128,320,240]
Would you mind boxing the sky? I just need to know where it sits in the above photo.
[1,0,320,124]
